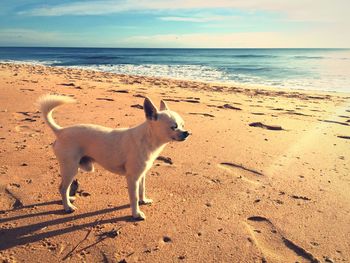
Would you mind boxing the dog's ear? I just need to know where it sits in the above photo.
[144,97,158,120]
[160,100,169,111]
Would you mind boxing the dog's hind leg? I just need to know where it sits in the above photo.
[53,141,80,213]
[59,160,79,213]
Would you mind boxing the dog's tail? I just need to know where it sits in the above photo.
[37,94,76,135]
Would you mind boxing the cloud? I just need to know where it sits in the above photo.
[17,0,350,24]
[158,16,226,23]
[0,28,94,47]
[17,1,125,16]
[122,30,350,48]
[1,27,349,48]
[0,28,65,45]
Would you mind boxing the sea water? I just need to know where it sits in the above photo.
[0,47,349,92]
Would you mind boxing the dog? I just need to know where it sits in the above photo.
[38,94,189,220]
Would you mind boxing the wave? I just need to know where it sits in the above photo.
[0,59,60,66]
[67,64,226,82]
[228,66,269,71]
[64,63,350,92]
[84,55,124,60]
[231,54,279,58]
[293,55,325,59]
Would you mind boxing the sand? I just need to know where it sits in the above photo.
[0,63,349,263]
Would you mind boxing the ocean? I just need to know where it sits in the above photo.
[0,47,349,92]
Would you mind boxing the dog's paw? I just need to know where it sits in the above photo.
[139,198,153,205]
[64,205,77,214]
[132,210,146,221]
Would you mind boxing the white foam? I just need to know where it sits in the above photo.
[67,64,227,83]
[0,59,60,66]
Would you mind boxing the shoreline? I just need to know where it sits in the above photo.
[1,47,349,94]
[0,62,349,262]
[2,62,350,97]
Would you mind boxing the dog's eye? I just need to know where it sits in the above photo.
[171,124,178,130]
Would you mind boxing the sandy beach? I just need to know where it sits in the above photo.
[0,63,349,262]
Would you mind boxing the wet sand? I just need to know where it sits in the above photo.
[0,63,349,262]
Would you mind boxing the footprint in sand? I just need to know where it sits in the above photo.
[337,135,350,140]
[218,104,242,110]
[245,216,319,263]
[15,125,31,132]
[96,97,114,102]
[131,104,144,110]
[218,162,265,185]
[156,156,173,164]
[318,119,349,126]
[107,89,129,93]
[163,98,200,104]
[14,111,41,123]
[13,111,41,135]
[249,122,283,131]
[189,112,215,118]
[14,125,40,135]
[4,188,24,209]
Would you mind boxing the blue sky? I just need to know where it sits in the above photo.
[0,0,349,48]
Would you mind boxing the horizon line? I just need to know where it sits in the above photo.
[0,46,348,50]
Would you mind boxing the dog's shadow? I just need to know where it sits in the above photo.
[0,200,131,251]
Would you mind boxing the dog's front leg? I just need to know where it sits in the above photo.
[126,176,145,220]
[139,175,153,205]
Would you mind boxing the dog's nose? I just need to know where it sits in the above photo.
[182,131,190,138]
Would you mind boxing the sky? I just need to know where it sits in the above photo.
[0,0,349,48]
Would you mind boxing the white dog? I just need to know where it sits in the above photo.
[38,94,189,220]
